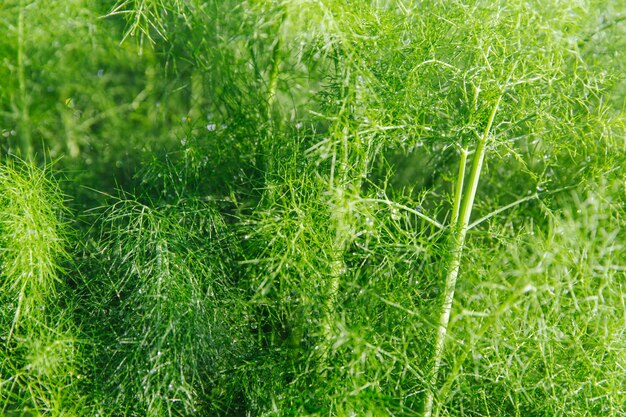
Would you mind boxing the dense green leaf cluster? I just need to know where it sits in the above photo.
[0,0,624,416]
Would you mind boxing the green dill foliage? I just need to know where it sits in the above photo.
[0,0,196,203]
[76,195,246,416]
[446,181,626,416]
[0,0,624,416]
[107,0,624,415]
[0,160,82,415]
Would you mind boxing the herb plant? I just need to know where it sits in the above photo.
[1,0,624,416]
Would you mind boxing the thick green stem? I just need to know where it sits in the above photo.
[451,147,468,226]
[423,95,501,417]
[17,0,32,159]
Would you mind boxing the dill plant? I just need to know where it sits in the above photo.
[0,0,624,416]
[1,0,194,205]
[73,191,250,416]
[442,181,626,416]
[0,160,82,415]
[108,0,624,415]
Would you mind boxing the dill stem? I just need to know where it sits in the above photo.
[266,10,286,125]
[451,147,469,226]
[423,94,502,417]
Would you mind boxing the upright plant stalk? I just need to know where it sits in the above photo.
[319,187,350,372]
[266,10,286,125]
[17,0,32,159]
[320,117,358,372]
[266,39,281,121]
[423,94,502,417]
[451,147,468,225]
[190,70,204,121]
[255,8,285,175]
